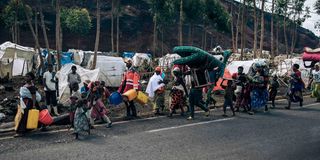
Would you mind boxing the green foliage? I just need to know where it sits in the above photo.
[150,0,177,29]
[1,0,32,28]
[315,0,320,15]
[150,0,230,32]
[61,8,92,36]
[204,0,230,32]
[183,0,205,24]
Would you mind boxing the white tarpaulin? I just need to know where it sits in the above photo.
[87,55,126,87]
[159,54,181,69]
[57,63,100,104]
[0,41,35,53]
[227,60,255,75]
[274,57,310,85]
[0,42,35,77]
[132,53,151,67]
[68,49,85,65]
[226,59,268,75]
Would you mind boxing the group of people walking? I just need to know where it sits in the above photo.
[13,57,320,138]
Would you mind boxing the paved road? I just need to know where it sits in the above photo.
[0,97,319,160]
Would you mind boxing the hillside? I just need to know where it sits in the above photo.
[0,0,319,57]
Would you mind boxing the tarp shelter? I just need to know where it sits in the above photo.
[227,60,255,75]
[57,63,100,104]
[0,43,36,77]
[61,52,74,66]
[158,54,181,69]
[132,53,152,67]
[87,55,126,87]
[226,59,268,75]
[68,49,85,65]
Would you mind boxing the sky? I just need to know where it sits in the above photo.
[303,0,319,37]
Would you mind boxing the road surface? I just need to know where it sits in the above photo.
[0,97,319,160]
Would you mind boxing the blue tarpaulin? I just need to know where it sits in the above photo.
[61,52,74,65]
[122,52,135,59]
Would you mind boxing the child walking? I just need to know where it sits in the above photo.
[221,79,236,117]
[269,75,280,108]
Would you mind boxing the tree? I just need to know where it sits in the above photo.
[252,0,258,58]
[184,0,205,46]
[1,0,26,44]
[315,0,320,14]
[271,0,275,58]
[315,0,320,37]
[259,0,266,57]
[116,0,121,54]
[111,0,115,52]
[240,0,247,60]
[290,0,310,54]
[150,0,177,56]
[178,0,183,46]
[62,8,92,48]
[92,0,100,69]
[277,0,290,57]
[38,0,51,64]
[22,1,44,72]
[235,1,241,52]
[56,0,61,69]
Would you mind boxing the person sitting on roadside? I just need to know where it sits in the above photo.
[69,83,90,139]
[80,80,91,98]
[99,81,111,104]
[68,65,81,95]
[88,81,112,128]
[15,72,45,137]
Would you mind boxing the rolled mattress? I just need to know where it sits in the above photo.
[302,52,320,61]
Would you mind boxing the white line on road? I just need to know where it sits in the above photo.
[146,118,234,133]
[301,103,320,107]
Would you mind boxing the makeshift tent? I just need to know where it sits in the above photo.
[213,69,232,91]
[226,59,268,75]
[132,53,151,67]
[87,55,126,87]
[68,49,85,65]
[0,41,34,54]
[0,43,36,77]
[226,60,255,75]
[60,52,74,66]
[158,53,181,69]
[57,63,100,104]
